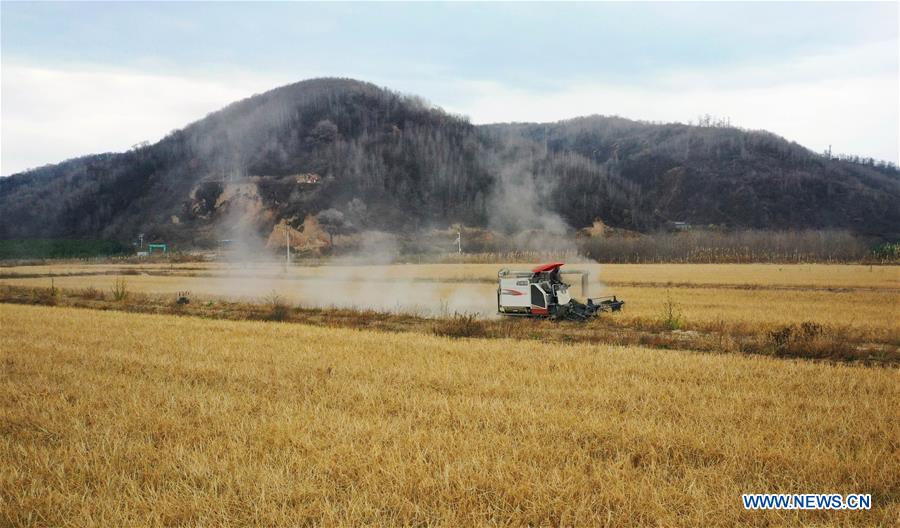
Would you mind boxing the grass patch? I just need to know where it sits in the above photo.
[30,278,60,306]
[110,278,128,301]
[80,285,105,300]
[659,290,685,330]
[432,312,486,338]
[264,291,290,321]
[768,322,855,360]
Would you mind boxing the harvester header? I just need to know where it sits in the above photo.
[497,262,624,321]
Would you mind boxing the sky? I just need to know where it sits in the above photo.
[1,1,898,175]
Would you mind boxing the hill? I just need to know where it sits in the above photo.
[484,117,899,234]
[1,77,897,248]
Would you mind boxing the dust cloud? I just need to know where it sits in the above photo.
[199,117,605,316]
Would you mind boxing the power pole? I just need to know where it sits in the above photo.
[456,228,461,254]
[284,223,291,268]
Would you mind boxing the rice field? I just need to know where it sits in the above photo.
[3,261,897,288]
[1,262,897,333]
[2,304,898,526]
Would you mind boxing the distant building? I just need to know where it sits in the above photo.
[295,173,321,184]
[670,221,692,231]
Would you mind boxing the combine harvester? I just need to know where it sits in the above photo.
[497,262,624,321]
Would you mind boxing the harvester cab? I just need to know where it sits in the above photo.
[497,262,624,321]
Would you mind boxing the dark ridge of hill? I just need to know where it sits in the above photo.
[483,117,899,235]
[1,77,897,247]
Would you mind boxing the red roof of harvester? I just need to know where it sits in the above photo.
[532,262,565,273]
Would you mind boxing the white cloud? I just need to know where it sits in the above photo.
[1,62,292,175]
[444,75,898,163]
[442,40,899,163]
[2,38,897,177]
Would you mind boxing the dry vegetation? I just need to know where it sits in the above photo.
[0,262,896,321]
[2,304,898,526]
[1,262,897,364]
[2,282,896,364]
[2,261,896,286]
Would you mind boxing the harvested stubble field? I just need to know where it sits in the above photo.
[1,262,897,363]
[2,304,898,526]
[0,262,897,322]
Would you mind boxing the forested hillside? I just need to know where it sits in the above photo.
[1,78,897,248]
[487,117,899,234]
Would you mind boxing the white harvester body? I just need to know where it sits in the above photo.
[497,262,623,321]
